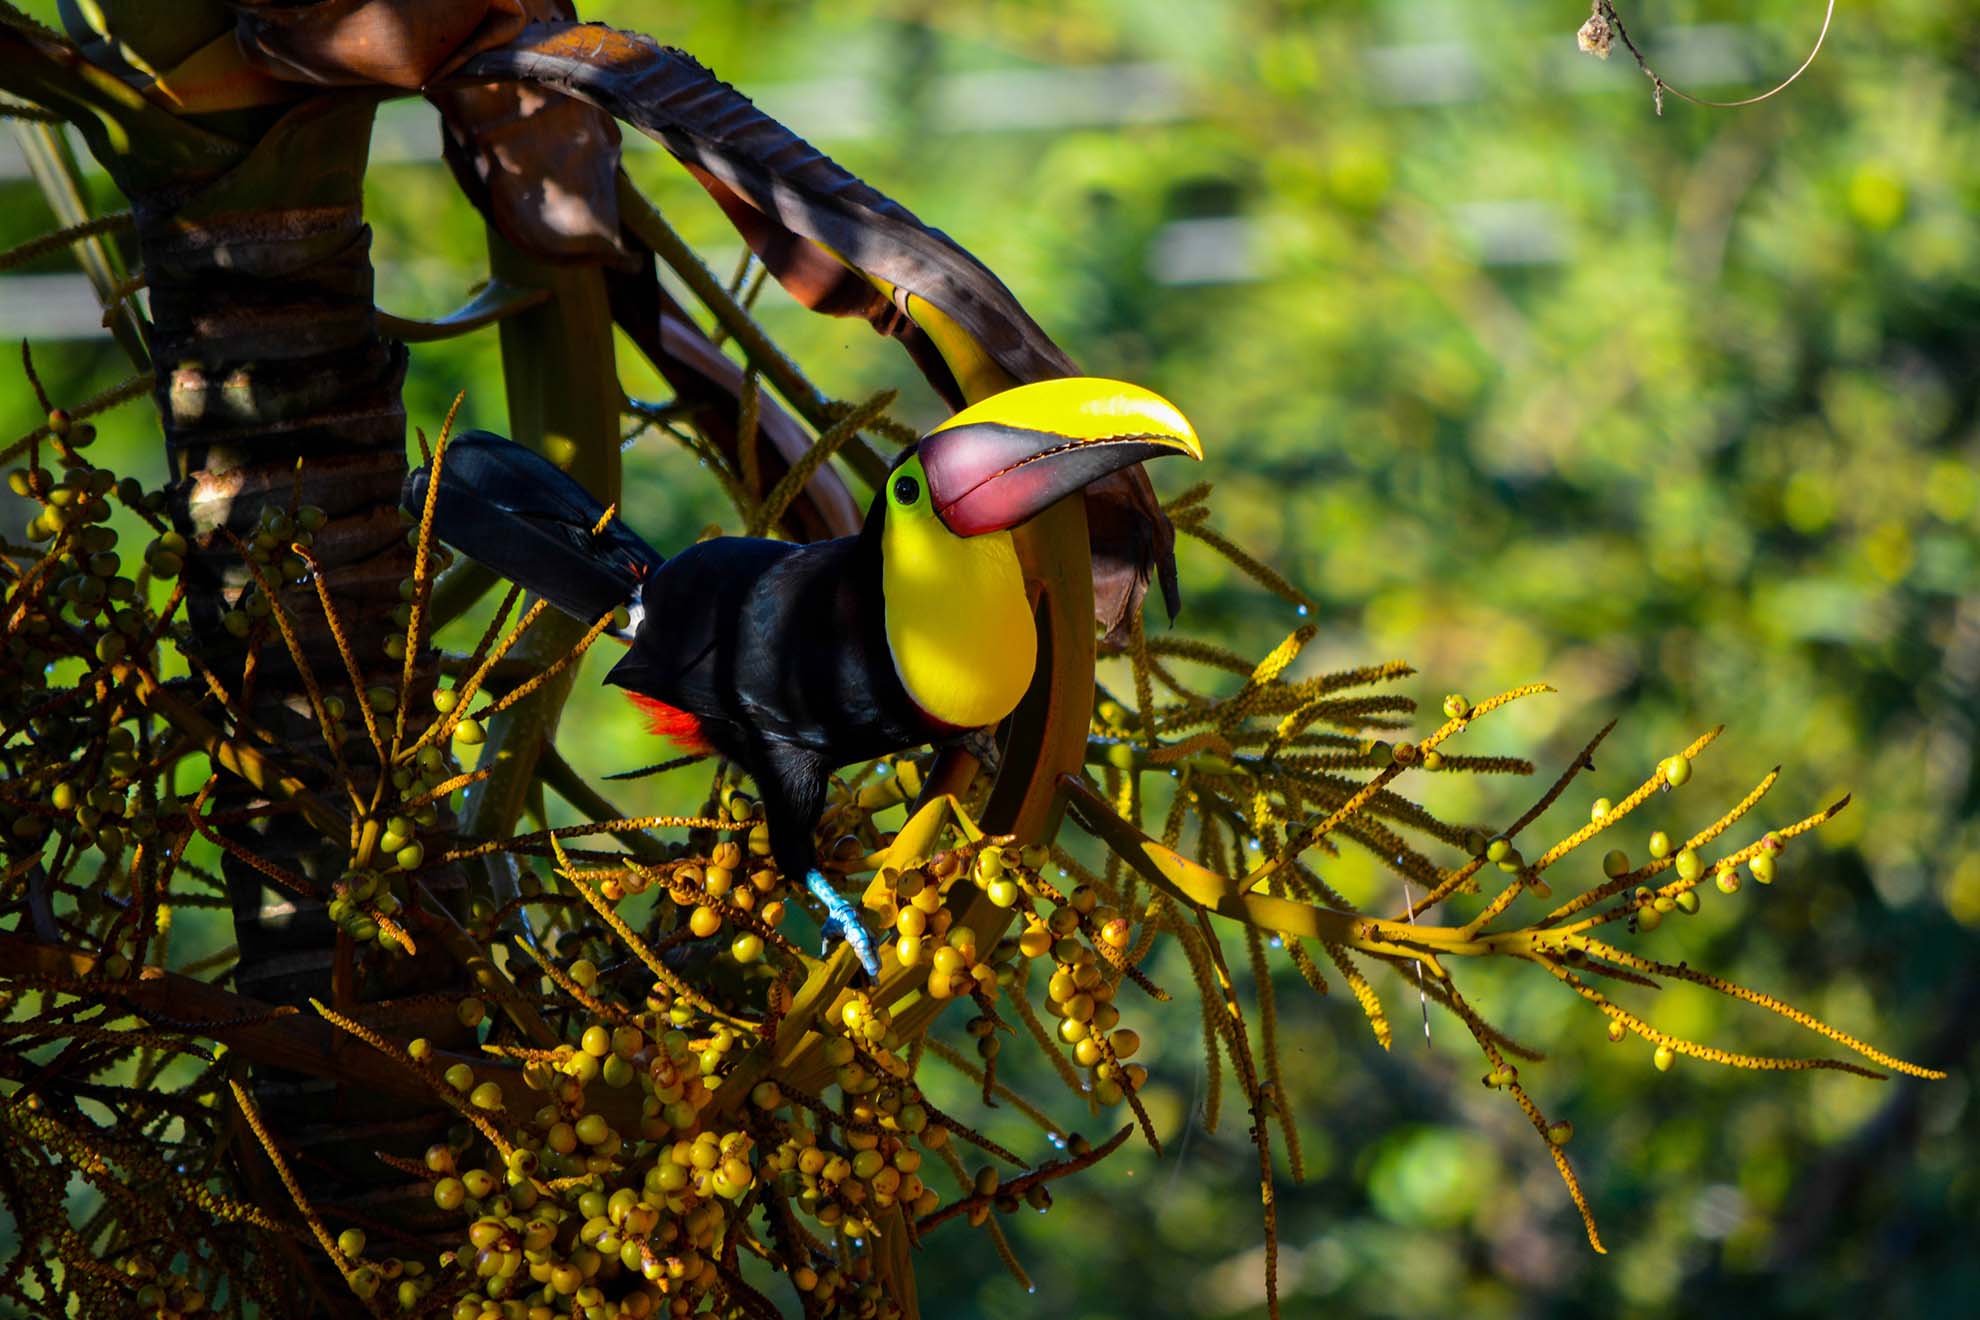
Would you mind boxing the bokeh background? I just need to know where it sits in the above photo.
[4,1,1976,1316]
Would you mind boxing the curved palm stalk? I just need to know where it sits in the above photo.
[455,232,620,852]
[607,233,864,542]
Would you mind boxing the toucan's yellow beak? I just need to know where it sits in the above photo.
[916,377,1203,537]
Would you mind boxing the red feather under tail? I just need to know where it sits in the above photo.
[624,693,714,756]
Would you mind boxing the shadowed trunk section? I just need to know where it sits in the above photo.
[135,98,473,1288]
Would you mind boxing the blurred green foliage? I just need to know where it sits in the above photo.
[4,1,1974,1316]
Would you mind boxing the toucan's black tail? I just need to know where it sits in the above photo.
[403,431,665,624]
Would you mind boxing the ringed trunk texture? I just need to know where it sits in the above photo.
[139,93,472,1272]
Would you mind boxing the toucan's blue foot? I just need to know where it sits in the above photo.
[807,869,880,978]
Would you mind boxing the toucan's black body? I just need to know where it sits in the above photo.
[407,382,1199,972]
[610,519,952,877]
[408,433,939,901]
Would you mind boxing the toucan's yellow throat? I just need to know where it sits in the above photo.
[878,376,1202,729]
[880,453,1035,729]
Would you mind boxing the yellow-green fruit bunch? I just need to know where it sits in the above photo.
[759,1074,941,1242]
[879,842,1051,997]
[1020,885,1146,1106]
[670,837,789,956]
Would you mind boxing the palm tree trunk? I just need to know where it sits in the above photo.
[139,94,471,1265]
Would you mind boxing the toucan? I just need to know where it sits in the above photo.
[405,378,1202,974]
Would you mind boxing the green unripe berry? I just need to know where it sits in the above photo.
[1606,1019,1627,1043]
[1648,830,1671,859]
[1675,848,1702,881]
[468,1081,503,1111]
[452,718,485,746]
[1653,1043,1676,1071]
[432,687,459,713]
[443,1063,475,1092]
[1715,867,1742,895]
[432,1177,466,1211]
[1590,798,1612,824]
[1660,755,1692,787]
[1442,693,1469,720]
[1547,1121,1573,1146]
[394,841,425,871]
[336,1227,367,1259]
[1485,837,1511,863]
[1602,849,1629,878]
[1674,890,1701,915]
[730,932,764,963]
[365,685,397,713]
[1750,852,1776,884]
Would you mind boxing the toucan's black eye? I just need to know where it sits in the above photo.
[892,474,921,506]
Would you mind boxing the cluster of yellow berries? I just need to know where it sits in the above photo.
[120,1258,211,1319]
[214,498,334,638]
[1019,885,1146,1106]
[667,836,787,960]
[879,846,1038,999]
[765,1091,939,1238]
[407,1008,761,1319]
[1581,779,1791,933]
[3,425,187,868]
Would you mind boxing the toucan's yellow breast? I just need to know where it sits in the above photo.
[881,518,1035,729]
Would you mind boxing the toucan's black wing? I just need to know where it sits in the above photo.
[606,527,925,760]
[404,431,665,624]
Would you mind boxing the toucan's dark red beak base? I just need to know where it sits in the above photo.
[920,424,1200,536]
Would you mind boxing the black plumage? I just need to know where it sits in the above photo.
[407,432,940,944]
